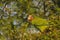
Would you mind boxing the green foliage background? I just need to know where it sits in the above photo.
[0,0,60,40]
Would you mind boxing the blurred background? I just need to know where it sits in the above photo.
[0,0,60,40]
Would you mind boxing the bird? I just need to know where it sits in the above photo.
[27,15,33,21]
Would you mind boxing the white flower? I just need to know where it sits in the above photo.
[0,7,4,10]
[45,12,50,16]
[13,20,17,25]
[10,12,17,16]
[0,31,3,35]
[6,4,12,9]
[27,27,40,34]
[33,0,39,6]
[13,20,20,26]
